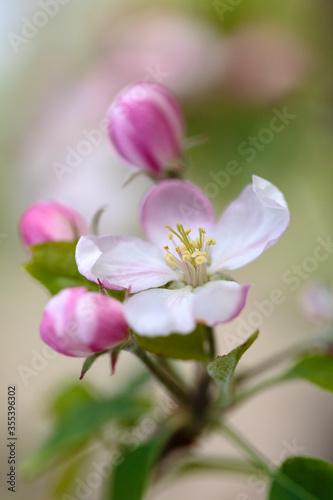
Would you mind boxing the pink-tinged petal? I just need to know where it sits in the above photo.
[40,288,91,357]
[40,287,129,357]
[123,286,195,336]
[193,281,252,326]
[19,201,88,248]
[76,293,129,352]
[76,235,178,293]
[108,82,184,177]
[140,180,216,248]
[210,176,290,272]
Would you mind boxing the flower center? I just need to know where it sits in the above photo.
[163,223,216,287]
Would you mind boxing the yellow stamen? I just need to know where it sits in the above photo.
[204,237,216,246]
[163,245,169,250]
[164,253,176,265]
[192,251,207,258]
[163,223,216,286]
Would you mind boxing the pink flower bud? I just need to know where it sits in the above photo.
[19,201,89,247]
[107,82,185,178]
[40,287,129,357]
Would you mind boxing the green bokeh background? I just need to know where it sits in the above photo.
[1,1,333,499]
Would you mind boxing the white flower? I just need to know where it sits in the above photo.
[76,176,290,336]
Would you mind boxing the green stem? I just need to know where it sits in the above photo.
[126,341,190,408]
[176,457,261,477]
[219,422,274,476]
[157,357,187,389]
[236,334,333,386]
[231,374,285,409]
[220,425,320,500]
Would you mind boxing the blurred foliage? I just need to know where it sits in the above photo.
[24,371,152,477]
[2,1,333,498]
[269,456,333,499]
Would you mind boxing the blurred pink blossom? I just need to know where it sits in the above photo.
[220,24,309,104]
[300,280,333,326]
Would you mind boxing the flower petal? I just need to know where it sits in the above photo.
[193,280,251,326]
[76,235,178,293]
[140,180,216,248]
[210,175,290,272]
[123,286,196,336]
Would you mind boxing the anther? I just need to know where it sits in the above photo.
[204,237,216,246]
[164,253,176,265]
[192,251,207,258]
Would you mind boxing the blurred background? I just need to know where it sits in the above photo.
[1,0,333,498]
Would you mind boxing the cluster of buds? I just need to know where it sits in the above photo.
[20,82,187,365]
[20,82,290,374]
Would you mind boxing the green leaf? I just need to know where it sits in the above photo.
[52,454,88,500]
[135,325,209,361]
[269,456,333,499]
[24,393,152,477]
[207,331,259,405]
[79,351,109,380]
[107,430,171,500]
[47,383,96,423]
[23,241,99,295]
[284,355,333,393]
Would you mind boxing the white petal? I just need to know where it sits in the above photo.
[76,235,178,293]
[210,175,290,272]
[193,280,251,326]
[124,286,196,336]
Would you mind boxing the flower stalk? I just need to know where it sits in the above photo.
[125,338,190,408]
